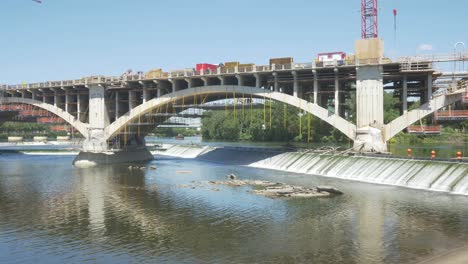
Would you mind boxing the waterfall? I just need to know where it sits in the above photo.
[154,144,213,159]
[250,153,468,195]
[156,145,468,195]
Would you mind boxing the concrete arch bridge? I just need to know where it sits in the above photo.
[1,57,467,164]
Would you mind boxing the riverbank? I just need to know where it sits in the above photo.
[155,144,468,196]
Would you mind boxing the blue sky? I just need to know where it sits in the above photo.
[1,0,467,83]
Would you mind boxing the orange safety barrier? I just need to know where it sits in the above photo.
[436,110,468,117]
[407,125,442,134]
[37,117,64,124]
[20,110,52,117]
[50,125,70,132]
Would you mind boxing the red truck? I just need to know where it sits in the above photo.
[196,63,218,74]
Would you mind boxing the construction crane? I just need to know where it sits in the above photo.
[361,0,378,39]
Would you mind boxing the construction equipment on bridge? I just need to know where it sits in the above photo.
[196,64,217,74]
[144,68,163,79]
[407,125,442,135]
[317,52,347,67]
[269,57,293,66]
[435,110,468,121]
[224,62,240,69]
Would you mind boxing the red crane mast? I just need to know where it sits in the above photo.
[361,0,378,39]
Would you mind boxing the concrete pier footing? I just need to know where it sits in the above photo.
[353,127,387,153]
[73,147,154,167]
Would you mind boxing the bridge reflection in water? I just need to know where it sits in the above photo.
[1,154,468,263]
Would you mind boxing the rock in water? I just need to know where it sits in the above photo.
[317,186,343,195]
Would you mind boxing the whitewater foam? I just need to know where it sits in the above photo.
[157,145,468,195]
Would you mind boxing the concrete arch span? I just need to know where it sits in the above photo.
[105,85,357,141]
[384,92,463,141]
[2,97,89,137]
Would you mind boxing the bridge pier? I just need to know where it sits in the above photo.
[74,84,154,167]
[272,72,279,92]
[334,69,340,115]
[292,71,298,97]
[353,39,387,152]
[402,75,408,114]
[353,65,387,152]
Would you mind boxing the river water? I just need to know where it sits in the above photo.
[1,150,468,264]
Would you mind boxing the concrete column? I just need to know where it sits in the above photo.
[334,69,339,115]
[201,77,208,86]
[54,90,58,107]
[64,89,69,113]
[254,73,261,88]
[185,78,192,89]
[218,76,225,86]
[77,91,81,121]
[42,90,46,103]
[153,80,161,98]
[272,72,279,92]
[356,66,384,127]
[141,82,149,103]
[427,73,433,103]
[83,84,109,152]
[115,91,120,120]
[354,65,386,153]
[143,88,149,103]
[30,90,37,100]
[292,71,298,97]
[313,70,318,103]
[402,76,408,114]
[168,79,176,93]
[128,90,135,110]
[236,75,243,86]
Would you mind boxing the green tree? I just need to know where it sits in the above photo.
[384,91,400,124]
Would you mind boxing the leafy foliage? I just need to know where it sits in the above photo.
[201,102,348,143]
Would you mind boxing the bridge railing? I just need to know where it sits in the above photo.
[255,65,271,72]
[398,52,468,63]
[238,66,254,73]
[7,52,468,90]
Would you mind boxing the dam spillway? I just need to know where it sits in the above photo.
[157,145,468,195]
